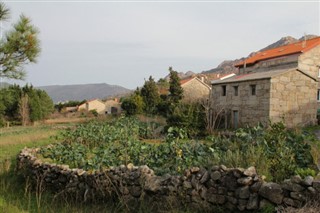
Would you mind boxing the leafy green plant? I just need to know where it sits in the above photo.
[295,168,317,178]
[40,120,319,181]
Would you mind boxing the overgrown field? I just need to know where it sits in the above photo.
[0,124,114,213]
[41,117,320,182]
[1,118,320,213]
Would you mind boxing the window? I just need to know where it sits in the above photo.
[250,85,256,96]
[233,86,239,96]
[233,110,239,129]
[222,85,226,96]
[318,67,320,78]
[317,90,320,101]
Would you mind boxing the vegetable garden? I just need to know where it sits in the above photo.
[39,116,320,182]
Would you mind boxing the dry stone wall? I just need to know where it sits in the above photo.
[17,148,320,212]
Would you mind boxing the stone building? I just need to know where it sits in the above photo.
[180,77,211,102]
[235,37,320,78]
[211,37,320,128]
[105,99,122,115]
[78,99,106,114]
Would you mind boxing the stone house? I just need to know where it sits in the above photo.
[180,77,211,102]
[78,99,106,114]
[105,99,122,115]
[211,37,320,128]
[236,37,320,108]
[211,68,317,128]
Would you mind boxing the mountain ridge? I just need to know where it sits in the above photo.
[38,83,131,103]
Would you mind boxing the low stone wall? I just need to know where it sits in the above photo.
[17,148,320,211]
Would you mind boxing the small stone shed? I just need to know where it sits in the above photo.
[210,68,317,128]
[78,99,106,114]
[105,99,122,115]
[180,77,211,102]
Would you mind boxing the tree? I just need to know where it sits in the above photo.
[0,84,53,125]
[168,67,183,104]
[121,89,145,116]
[19,93,29,126]
[140,76,160,115]
[0,3,40,80]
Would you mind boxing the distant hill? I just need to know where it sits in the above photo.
[38,83,131,103]
[202,34,318,78]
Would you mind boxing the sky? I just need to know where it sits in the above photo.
[2,0,320,89]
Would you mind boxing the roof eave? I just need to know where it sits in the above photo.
[211,76,272,85]
[236,51,302,68]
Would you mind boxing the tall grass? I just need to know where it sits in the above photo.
[0,124,151,213]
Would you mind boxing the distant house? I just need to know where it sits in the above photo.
[78,99,106,114]
[105,99,122,115]
[210,37,320,128]
[64,106,78,113]
[180,77,211,102]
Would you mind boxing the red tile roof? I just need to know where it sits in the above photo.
[235,37,320,67]
[180,77,193,85]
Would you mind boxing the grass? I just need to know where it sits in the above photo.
[0,123,141,213]
[0,126,58,162]
[0,124,102,213]
[0,125,57,212]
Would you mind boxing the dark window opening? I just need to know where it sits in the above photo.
[233,110,239,129]
[250,85,256,96]
[222,85,226,96]
[233,86,238,96]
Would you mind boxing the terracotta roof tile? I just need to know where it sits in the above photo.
[211,68,308,85]
[236,37,320,67]
[180,77,193,85]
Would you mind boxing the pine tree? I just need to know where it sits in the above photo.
[0,3,40,80]
[168,67,183,104]
[140,76,160,115]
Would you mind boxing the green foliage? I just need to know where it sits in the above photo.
[258,203,275,213]
[295,168,317,178]
[121,90,144,116]
[168,67,183,104]
[40,120,318,182]
[89,109,98,117]
[140,76,160,115]
[0,3,40,80]
[166,102,206,137]
[0,84,54,125]
[41,117,210,174]
[230,122,315,182]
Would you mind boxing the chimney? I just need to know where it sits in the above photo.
[302,33,307,48]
